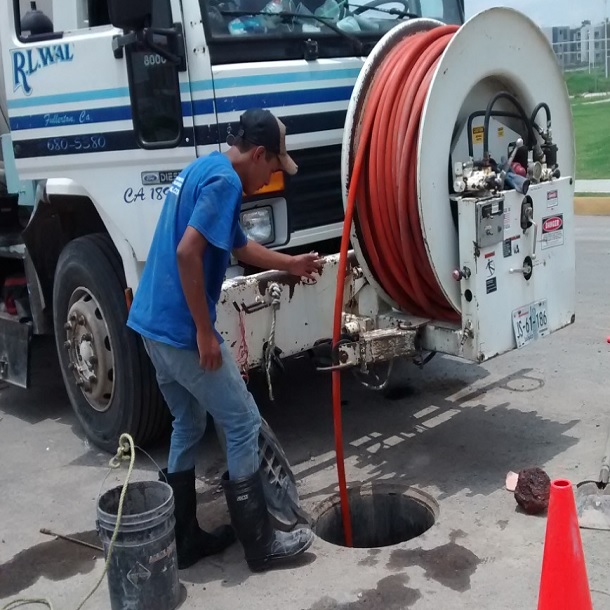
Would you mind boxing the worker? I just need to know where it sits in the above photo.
[127,108,321,572]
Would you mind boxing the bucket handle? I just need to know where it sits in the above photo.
[96,443,168,504]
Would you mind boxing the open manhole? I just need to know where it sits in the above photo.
[313,482,438,548]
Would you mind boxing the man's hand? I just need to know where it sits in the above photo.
[234,241,325,277]
[286,252,324,279]
[197,329,222,371]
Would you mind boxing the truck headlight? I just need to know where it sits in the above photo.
[240,207,274,245]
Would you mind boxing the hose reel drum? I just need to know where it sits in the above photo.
[340,7,576,363]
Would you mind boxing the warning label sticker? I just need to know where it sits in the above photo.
[503,235,520,258]
[472,126,484,144]
[541,214,564,250]
[547,190,559,209]
[485,251,496,278]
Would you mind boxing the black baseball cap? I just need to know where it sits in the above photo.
[231,108,298,175]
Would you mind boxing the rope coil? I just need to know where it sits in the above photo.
[2,434,137,610]
[74,433,136,610]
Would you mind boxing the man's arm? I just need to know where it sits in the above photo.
[233,239,322,278]
[176,226,222,370]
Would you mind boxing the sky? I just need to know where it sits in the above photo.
[465,1,609,28]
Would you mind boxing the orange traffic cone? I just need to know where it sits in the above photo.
[537,479,592,610]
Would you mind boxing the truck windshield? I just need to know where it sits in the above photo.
[200,0,463,63]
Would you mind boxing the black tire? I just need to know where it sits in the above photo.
[53,233,169,452]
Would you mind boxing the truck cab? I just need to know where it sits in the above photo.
[0,0,464,449]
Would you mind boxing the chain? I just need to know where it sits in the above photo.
[237,309,249,384]
[264,283,282,401]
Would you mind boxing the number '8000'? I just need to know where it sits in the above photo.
[143,54,166,66]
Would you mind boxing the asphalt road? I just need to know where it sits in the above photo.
[1,215,609,610]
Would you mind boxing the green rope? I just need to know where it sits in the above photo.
[1,434,136,610]
[1,600,53,610]
[74,433,135,610]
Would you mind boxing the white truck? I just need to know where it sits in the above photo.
[0,0,575,452]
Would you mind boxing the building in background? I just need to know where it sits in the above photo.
[543,19,609,71]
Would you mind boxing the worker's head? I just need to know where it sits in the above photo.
[228,108,298,195]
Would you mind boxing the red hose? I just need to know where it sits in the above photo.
[332,26,460,547]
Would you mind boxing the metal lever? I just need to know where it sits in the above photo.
[525,207,537,259]
[509,257,533,278]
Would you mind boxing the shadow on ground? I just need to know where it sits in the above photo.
[250,356,579,501]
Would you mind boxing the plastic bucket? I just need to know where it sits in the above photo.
[97,480,180,610]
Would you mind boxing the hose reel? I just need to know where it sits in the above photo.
[341,8,575,322]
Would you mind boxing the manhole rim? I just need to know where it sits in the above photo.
[311,481,440,549]
[312,482,439,521]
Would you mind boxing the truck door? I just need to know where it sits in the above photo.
[6,0,197,261]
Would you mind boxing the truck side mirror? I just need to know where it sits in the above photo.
[109,0,186,72]
[108,0,153,31]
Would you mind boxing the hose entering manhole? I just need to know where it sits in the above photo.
[314,484,438,548]
[332,25,459,547]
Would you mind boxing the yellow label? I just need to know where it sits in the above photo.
[497,127,505,137]
[472,126,484,144]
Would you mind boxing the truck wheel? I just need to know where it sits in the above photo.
[53,233,169,452]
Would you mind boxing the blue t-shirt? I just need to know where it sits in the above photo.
[127,152,247,349]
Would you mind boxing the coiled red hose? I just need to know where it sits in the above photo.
[332,26,460,547]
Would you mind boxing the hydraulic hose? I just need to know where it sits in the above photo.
[483,91,534,157]
[332,25,459,547]
[467,111,529,158]
[530,102,551,132]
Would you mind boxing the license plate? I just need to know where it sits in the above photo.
[512,300,549,348]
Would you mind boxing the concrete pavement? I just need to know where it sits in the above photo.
[575,180,610,194]
[1,216,610,609]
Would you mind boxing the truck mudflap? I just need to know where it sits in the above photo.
[0,312,31,387]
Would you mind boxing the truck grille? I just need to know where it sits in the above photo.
[285,145,345,232]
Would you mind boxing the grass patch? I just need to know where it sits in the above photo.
[571,98,610,180]
[565,69,610,96]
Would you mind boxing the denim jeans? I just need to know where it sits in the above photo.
[142,337,261,479]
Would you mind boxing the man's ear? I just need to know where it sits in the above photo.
[253,145,266,162]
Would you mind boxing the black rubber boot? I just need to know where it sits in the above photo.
[222,470,314,572]
[161,468,236,569]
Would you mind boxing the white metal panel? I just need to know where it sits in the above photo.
[211,59,365,152]
[179,0,218,158]
[455,178,575,362]
[216,253,350,367]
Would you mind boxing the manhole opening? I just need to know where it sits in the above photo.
[313,483,438,548]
